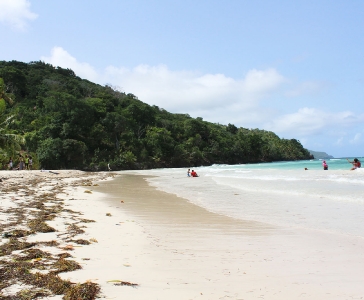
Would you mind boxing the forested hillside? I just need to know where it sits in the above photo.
[0,60,311,170]
[309,150,334,159]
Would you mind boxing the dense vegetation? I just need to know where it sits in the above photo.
[0,60,311,170]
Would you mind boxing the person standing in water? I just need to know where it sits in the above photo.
[322,160,328,170]
[347,158,361,170]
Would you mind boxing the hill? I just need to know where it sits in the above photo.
[0,60,311,170]
[309,150,334,159]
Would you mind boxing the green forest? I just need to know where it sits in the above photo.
[0,60,311,171]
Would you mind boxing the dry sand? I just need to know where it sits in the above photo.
[1,171,364,299]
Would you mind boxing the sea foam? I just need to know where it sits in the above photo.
[131,160,364,237]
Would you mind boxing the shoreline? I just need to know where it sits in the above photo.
[99,173,364,299]
[1,171,364,299]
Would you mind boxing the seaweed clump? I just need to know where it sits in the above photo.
[51,258,82,274]
[28,219,56,233]
[12,288,51,299]
[0,238,36,256]
[0,254,98,298]
[16,248,51,261]
[64,281,101,300]
[67,223,85,235]
[31,272,72,295]
[70,239,91,245]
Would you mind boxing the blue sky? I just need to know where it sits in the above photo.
[1,0,363,157]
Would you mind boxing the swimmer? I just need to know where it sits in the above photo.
[347,158,361,170]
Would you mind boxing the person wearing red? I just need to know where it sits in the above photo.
[347,158,361,170]
[191,170,199,177]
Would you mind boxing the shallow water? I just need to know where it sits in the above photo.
[125,160,364,237]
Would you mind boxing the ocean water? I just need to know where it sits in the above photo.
[126,158,364,238]
[214,157,364,171]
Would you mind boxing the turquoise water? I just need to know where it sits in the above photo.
[210,157,363,171]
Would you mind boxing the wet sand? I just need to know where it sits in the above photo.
[91,174,364,300]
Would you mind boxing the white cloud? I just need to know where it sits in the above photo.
[41,47,99,82]
[265,108,326,136]
[102,66,285,125]
[0,0,37,30]
[265,108,364,137]
[242,68,286,94]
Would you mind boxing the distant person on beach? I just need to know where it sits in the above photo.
[191,170,199,177]
[108,163,111,171]
[24,154,29,170]
[322,160,328,170]
[187,169,191,177]
[347,158,361,170]
[29,156,33,170]
[18,154,24,170]
[8,157,13,170]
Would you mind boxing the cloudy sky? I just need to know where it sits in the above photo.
[1,0,363,157]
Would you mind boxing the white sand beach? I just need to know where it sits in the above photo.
[1,170,364,299]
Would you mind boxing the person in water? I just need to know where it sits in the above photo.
[191,170,199,177]
[322,160,328,170]
[347,158,361,170]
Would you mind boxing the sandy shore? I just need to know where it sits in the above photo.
[94,174,364,300]
[0,170,116,299]
[1,171,364,299]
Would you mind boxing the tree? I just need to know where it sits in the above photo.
[226,123,238,134]
[0,78,14,105]
[0,77,23,156]
[145,127,175,164]
[36,138,63,169]
[62,139,88,168]
[0,67,27,99]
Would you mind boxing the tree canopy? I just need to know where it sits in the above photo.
[0,60,311,170]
